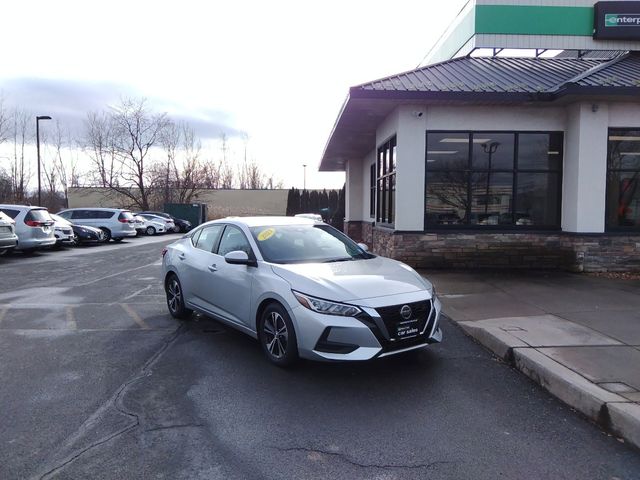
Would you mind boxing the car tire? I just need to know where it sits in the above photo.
[100,228,111,242]
[146,226,156,236]
[112,237,123,243]
[258,303,299,367]
[165,274,192,320]
[173,226,181,233]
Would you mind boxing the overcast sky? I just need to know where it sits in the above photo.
[0,0,467,189]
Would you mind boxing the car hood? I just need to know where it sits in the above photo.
[270,256,431,302]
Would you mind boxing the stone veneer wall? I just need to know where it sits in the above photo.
[343,221,640,272]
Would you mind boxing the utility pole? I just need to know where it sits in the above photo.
[303,164,307,190]
[36,115,52,206]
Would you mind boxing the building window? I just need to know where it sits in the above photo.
[376,136,396,225]
[369,163,376,218]
[606,129,640,231]
[425,131,563,229]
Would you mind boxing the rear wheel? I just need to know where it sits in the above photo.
[165,274,192,319]
[146,226,156,236]
[259,303,299,367]
[112,237,123,243]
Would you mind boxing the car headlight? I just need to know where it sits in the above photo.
[292,291,362,317]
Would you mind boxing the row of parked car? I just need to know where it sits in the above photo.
[0,205,193,256]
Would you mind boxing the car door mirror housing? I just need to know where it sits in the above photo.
[357,243,369,252]
[224,250,257,266]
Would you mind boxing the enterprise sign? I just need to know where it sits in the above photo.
[594,1,640,39]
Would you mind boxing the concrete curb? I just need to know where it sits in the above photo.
[454,317,640,451]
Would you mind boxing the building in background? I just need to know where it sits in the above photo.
[321,0,640,272]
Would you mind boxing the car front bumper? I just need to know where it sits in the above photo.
[0,235,18,249]
[291,292,442,362]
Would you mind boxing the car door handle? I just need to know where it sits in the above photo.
[178,253,186,260]
[208,264,217,272]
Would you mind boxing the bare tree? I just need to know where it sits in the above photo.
[10,108,31,202]
[84,98,169,210]
[0,95,9,145]
[52,121,79,208]
[84,111,118,188]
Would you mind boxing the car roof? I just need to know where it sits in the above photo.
[208,216,319,228]
[60,207,129,211]
[0,204,47,210]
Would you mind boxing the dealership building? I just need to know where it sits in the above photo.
[320,0,640,271]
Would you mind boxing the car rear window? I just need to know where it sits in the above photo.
[119,211,135,221]
[0,208,20,219]
[26,209,53,222]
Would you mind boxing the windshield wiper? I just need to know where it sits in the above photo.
[323,257,354,263]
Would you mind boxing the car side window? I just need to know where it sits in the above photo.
[217,225,253,257]
[58,211,72,220]
[194,225,224,253]
[0,208,19,219]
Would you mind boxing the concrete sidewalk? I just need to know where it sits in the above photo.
[423,270,640,450]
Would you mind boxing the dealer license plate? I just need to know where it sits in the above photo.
[396,320,419,340]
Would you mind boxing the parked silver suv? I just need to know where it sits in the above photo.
[0,211,19,256]
[0,205,57,252]
[57,208,137,242]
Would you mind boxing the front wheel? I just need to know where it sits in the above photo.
[259,303,298,367]
[165,275,192,320]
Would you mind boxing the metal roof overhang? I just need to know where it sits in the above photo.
[319,89,549,172]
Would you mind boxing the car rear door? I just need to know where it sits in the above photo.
[178,224,225,315]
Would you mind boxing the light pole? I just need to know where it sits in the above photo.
[302,164,307,190]
[36,115,52,206]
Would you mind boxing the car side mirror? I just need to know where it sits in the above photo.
[357,243,369,252]
[224,250,257,267]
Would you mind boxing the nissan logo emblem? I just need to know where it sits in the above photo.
[400,305,412,320]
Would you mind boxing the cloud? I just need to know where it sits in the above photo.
[0,77,239,140]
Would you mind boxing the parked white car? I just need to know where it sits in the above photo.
[137,213,175,233]
[0,205,57,252]
[0,211,19,256]
[135,215,166,236]
[50,213,75,247]
[57,208,137,242]
[162,216,442,367]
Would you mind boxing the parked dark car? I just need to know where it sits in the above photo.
[50,214,106,245]
[136,211,192,233]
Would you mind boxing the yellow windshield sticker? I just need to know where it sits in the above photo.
[257,228,276,241]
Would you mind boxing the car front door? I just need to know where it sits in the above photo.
[207,225,256,329]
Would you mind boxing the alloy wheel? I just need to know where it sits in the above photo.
[263,311,288,359]
[167,278,181,314]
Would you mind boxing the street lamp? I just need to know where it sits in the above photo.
[36,115,52,206]
[302,164,307,190]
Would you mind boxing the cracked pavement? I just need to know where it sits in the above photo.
[1,237,639,479]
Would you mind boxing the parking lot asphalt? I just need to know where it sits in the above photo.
[1,237,639,479]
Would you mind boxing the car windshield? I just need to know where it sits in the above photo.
[249,224,371,264]
[50,214,72,226]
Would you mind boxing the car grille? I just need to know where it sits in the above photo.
[63,228,72,235]
[375,300,432,339]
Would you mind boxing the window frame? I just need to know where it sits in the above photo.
[606,127,640,232]
[376,135,396,227]
[369,163,376,218]
[424,130,564,231]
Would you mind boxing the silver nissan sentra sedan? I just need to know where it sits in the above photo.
[162,216,442,366]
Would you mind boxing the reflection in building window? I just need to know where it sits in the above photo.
[607,129,640,230]
[425,131,562,229]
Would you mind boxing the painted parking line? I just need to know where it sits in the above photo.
[83,262,161,287]
[0,306,7,326]
[123,285,154,301]
[121,304,150,330]
[66,306,77,330]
